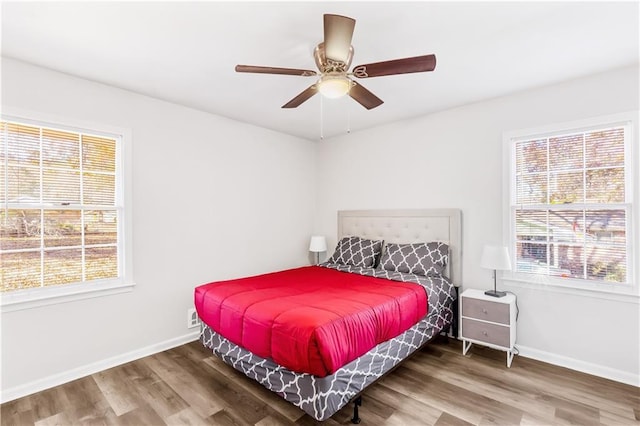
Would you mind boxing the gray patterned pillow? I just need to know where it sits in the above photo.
[379,242,449,276]
[328,236,384,268]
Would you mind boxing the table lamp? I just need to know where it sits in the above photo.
[480,245,511,297]
[309,236,327,265]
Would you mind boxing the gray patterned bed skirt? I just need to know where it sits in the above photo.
[200,305,453,421]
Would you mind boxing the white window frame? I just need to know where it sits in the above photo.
[1,107,134,312]
[502,111,638,299]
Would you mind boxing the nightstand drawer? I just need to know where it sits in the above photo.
[462,297,510,325]
[462,318,510,348]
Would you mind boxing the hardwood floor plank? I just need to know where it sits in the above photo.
[201,355,305,423]
[76,406,118,426]
[378,366,484,425]
[504,352,638,408]
[115,403,166,426]
[207,408,251,426]
[172,341,211,363]
[119,359,189,419]
[218,383,273,424]
[429,341,638,422]
[0,397,35,426]
[28,386,72,422]
[406,351,557,422]
[170,346,273,423]
[33,411,71,426]
[164,344,274,424]
[365,381,443,425]
[433,411,475,426]
[93,365,141,416]
[143,352,224,419]
[554,406,600,426]
[0,408,36,426]
[255,412,294,426]
[164,407,214,425]
[383,409,440,426]
[547,394,600,421]
[59,376,112,424]
[519,412,560,426]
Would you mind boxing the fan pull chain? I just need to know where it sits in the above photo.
[347,97,351,134]
[320,95,324,140]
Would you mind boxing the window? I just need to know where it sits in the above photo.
[507,115,634,288]
[1,116,131,307]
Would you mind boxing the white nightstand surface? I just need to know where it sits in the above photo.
[460,288,516,304]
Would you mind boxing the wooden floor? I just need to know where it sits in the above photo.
[2,337,638,425]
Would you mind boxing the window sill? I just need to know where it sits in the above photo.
[502,275,639,304]
[1,281,135,313]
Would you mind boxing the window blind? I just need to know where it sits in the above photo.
[1,120,120,292]
[513,126,628,283]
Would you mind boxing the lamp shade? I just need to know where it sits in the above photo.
[480,245,512,271]
[309,236,327,253]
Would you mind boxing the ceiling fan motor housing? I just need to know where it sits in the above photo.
[314,42,353,74]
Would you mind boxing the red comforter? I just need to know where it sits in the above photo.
[194,266,427,377]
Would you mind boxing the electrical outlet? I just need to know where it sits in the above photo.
[187,308,201,329]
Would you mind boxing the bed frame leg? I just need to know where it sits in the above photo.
[351,396,362,424]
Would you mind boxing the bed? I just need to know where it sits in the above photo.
[195,209,462,422]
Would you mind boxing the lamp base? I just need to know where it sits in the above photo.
[484,290,507,298]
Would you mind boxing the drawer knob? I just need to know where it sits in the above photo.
[482,331,488,336]
[482,308,488,314]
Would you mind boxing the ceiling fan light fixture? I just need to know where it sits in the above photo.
[317,75,351,99]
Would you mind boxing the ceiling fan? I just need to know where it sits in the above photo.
[235,14,436,110]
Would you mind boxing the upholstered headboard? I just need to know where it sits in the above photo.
[337,209,462,286]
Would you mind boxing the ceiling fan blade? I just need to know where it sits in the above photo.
[282,85,318,108]
[352,54,436,78]
[236,65,317,77]
[348,81,383,110]
[324,14,356,64]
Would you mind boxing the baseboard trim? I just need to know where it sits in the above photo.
[516,344,639,387]
[1,330,201,404]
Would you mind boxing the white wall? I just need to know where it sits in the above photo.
[1,58,315,398]
[315,65,640,385]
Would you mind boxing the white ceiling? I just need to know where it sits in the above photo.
[2,1,638,141]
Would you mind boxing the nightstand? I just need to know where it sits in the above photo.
[460,288,516,367]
